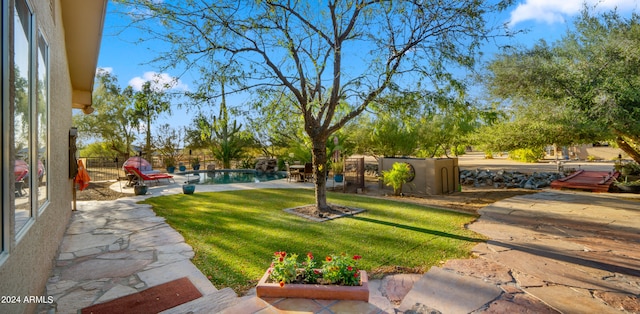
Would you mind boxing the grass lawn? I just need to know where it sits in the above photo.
[141,189,486,294]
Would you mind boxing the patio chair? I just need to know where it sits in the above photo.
[285,162,300,182]
[124,166,174,186]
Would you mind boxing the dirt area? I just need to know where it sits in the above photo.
[74,181,128,201]
[364,187,536,214]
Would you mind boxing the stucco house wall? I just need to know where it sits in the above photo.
[0,1,106,313]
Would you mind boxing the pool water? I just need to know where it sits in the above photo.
[196,170,287,184]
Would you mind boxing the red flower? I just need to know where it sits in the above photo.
[353,255,362,260]
[279,257,284,262]
[274,251,280,256]
[279,281,285,287]
[307,252,314,259]
[354,272,359,278]
[347,266,353,271]
[326,256,332,262]
[314,269,320,275]
[280,251,287,258]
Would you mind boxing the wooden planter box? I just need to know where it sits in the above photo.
[256,268,369,301]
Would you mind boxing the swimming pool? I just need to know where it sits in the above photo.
[191,170,287,184]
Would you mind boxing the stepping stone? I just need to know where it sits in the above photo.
[398,267,502,314]
[382,274,422,303]
[525,285,621,314]
[137,260,217,296]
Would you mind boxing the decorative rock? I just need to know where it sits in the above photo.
[255,158,277,173]
[459,169,563,189]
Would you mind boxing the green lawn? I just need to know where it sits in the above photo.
[141,189,485,293]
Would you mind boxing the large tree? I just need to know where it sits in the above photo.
[132,80,173,160]
[119,0,513,211]
[74,71,137,160]
[487,9,640,162]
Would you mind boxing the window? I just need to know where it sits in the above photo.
[3,0,53,254]
[13,0,34,234]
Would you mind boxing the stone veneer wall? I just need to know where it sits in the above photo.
[0,0,74,313]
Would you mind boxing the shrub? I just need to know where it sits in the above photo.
[382,162,412,196]
[508,148,545,163]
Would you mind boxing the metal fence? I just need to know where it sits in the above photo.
[344,157,365,192]
[80,157,124,182]
[79,155,240,182]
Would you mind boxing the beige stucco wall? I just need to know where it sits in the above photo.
[0,0,74,313]
[379,157,460,196]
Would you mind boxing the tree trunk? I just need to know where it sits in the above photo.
[312,138,330,212]
[616,136,640,163]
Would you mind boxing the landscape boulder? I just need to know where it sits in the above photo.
[459,169,564,189]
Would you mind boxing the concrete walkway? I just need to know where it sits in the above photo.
[40,174,640,313]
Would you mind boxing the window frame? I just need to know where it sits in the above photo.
[1,0,9,258]
[36,29,49,214]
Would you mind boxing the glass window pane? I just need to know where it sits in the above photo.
[13,0,32,233]
[37,32,48,210]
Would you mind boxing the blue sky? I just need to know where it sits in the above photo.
[96,0,638,131]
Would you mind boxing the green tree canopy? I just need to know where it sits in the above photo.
[486,8,640,162]
[74,70,137,160]
[132,79,173,160]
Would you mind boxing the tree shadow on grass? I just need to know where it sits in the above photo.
[348,216,485,243]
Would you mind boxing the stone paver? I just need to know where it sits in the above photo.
[399,266,503,314]
[382,274,423,303]
[468,190,640,313]
[41,195,218,313]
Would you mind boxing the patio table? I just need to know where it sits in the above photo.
[289,165,305,182]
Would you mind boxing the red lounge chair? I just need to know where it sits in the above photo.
[124,166,174,186]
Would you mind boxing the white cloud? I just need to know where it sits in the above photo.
[509,0,638,27]
[128,71,189,92]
